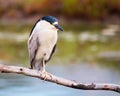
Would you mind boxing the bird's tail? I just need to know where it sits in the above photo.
[30,59,43,71]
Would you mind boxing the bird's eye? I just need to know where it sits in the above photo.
[50,22,53,25]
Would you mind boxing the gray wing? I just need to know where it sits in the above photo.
[28,33,39,68]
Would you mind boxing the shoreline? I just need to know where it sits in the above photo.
[0,15,120,25]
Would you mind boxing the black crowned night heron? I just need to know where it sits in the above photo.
[28,16,63,76]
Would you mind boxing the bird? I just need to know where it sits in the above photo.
[28,16,63,76]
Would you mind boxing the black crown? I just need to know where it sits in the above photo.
[41,16,58,24]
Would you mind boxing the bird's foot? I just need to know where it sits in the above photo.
[40,71,47,80]
[40,71,53,80]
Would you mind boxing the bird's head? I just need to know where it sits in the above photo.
[41,16,64,32]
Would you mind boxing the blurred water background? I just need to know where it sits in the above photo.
[0,0,120,96]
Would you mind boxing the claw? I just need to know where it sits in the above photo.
[40,59,53,80]
[47,72,53,80]
[40,71,47,80]
[40,71,53,80]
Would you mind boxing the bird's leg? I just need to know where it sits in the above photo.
[41,59,46,73]
[40,59,48,80]
[40,59,53,80]
[40,59,46,73]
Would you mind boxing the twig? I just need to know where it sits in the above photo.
[0,64,120,93]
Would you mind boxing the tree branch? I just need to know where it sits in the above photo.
[0,64,120,93]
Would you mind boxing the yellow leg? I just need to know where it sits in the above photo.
[41,62,45,72]
[40,59,52,80]
[40,59,47,80]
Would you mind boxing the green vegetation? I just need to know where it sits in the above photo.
[0,22,106,33]
[0,0,120,21]
[0,23,120,71]
[0,0,120,71]
[0,40,28,65]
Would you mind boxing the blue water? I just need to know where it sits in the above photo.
[0,64,120,96]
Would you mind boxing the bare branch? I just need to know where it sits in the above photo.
[0,64,120,93]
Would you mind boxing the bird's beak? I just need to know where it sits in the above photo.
[54,24,64,31]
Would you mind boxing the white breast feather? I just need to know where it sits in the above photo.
[35,20,58,60]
